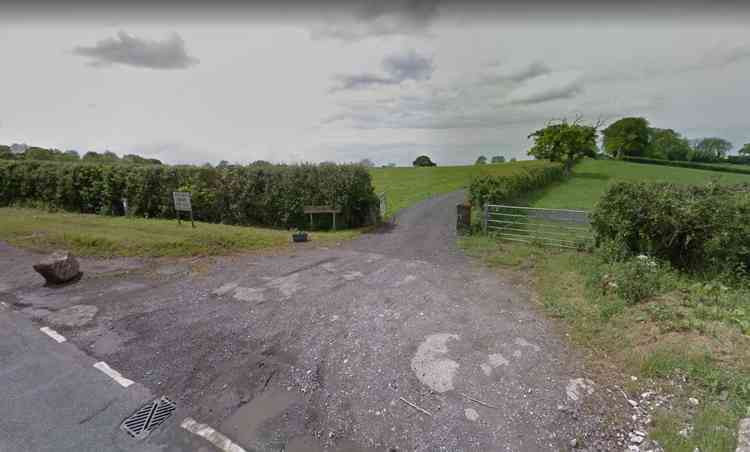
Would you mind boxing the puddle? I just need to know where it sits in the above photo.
[220,389,301,448]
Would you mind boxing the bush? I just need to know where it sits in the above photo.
[591,181,750,275]
[728,155,750,165]
[623,156,750,175]
[0,161,379,229]
[469,162,564,206]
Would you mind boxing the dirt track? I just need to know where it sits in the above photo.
[0,191,628,451]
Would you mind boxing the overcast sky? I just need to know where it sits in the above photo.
[1,1,749,166]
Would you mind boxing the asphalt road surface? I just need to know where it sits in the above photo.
[0,191,627,451]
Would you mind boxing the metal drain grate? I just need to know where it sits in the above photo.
[121,396,176,439]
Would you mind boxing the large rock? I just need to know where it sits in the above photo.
[33,251,81,285]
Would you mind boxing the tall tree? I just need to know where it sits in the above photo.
[691,137,732,162]
[475,155,487,165]
[602,117,650,158]
[737,143,750,156]
[358,158,375,168]
[527,118,599,173]
[647,128,691,161]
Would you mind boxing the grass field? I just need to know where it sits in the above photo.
[369,160,554,217]
[528,159,750,210]
[0,208,359,257]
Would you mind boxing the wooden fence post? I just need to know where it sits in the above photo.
[483,204,489,234]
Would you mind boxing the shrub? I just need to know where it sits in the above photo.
[469,162,564,206]
[591,181,750,275]
[0,161,379,229]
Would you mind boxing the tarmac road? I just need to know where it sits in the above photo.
[0,191,627,451]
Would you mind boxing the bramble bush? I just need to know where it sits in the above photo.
[0,161,379,229]
[469,162,564,207]
[591,181,750,276]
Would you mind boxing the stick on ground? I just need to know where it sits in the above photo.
[399,397,433,417]
[459,392,499,409]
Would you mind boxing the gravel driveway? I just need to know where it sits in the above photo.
[0,191,627,451]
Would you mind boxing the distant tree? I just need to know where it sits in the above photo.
[475,155,487,165]
[647,128,691,161]
[491,155,506,163]
[602,117,650,158]
[82,151,101,162]
[691,137,732,162]
[202,162,213,168]
[250,160,272,166]
[527,117,599,173]
[24,147,58,160]
[358,158,375,167]
[217,160,230,168]
[740,143,750,156]
[387,162,396,167]
[102,151,119,162]
[413,155,436,167]
[509,157,517,162]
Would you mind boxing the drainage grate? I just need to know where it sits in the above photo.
[121,396,176,440]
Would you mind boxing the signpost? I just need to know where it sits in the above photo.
[172,192,195,228]
[303,205,341,230]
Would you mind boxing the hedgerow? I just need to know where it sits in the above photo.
[623,156,750,175]
[469,162,564,207]
[591,181,750,275]
[0,161,379,229]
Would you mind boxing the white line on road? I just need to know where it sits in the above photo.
[40,327,67,343]
[93,361,134,388]
[181,417,247,452]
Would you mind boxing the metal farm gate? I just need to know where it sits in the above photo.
[482,204,593,249]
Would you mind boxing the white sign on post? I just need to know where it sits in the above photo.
[172,192,192,212]
[172,192,195,227]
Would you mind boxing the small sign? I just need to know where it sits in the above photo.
[172,192,192,212]
[303,205,341,214]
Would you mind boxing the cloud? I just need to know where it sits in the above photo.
[481,60,552,84]
[331,49,434,91]
[504,71,583,105]
[311,0,439,41]
[73,31,199,69]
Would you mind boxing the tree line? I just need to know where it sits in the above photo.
[0,144,163,165]
[526,116,750,172]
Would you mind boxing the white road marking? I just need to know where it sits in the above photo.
[181,417,247,452]
[93,361,134,388]
[40,327,67,343]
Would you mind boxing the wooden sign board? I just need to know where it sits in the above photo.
[303,205,341,214]
[172,192,192,212]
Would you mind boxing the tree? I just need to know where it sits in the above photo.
[475,155,487,165]
[491,155,506,163]
[647,128,691,161]
[0,145,13,160]
[527,117,599,173]
[413,155,436,167]
[740,143,750,156]
[509,157,517,162]
[691,137,732,162]
[602,117,650,158]
[358,158,375,167]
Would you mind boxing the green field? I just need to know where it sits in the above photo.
[0,208,358,257]
[529,159,750,210]
[370,160,555,217]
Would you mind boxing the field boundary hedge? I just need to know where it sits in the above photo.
[623,156,750,175]
[469,162,565,207]
[0,161,379,229]
[591,181,750,274]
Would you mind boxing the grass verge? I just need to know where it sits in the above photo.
[459,235,750,452]
[0,208,359,257]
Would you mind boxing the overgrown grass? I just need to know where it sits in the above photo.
[0,208,359,257]
[459,235,750,451]
[527,159,750,209]
[369,161,555,217]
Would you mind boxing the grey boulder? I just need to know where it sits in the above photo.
[32,251,81,284]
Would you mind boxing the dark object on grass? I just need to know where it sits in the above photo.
[33,251,82,285]
[292,231,309,243]
[456,203,471,233]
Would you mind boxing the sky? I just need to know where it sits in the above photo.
[1,1,749,166]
